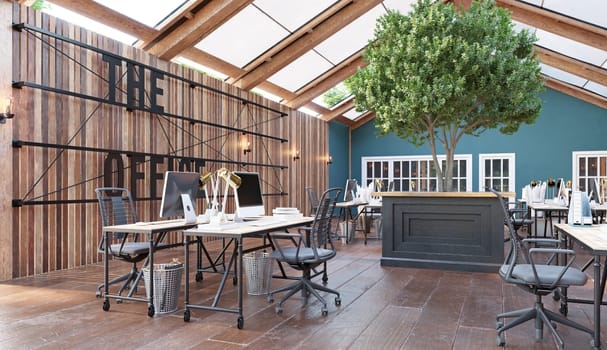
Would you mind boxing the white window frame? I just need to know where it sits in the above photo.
[572,151,607,201]
[478,153,516,193]
[361,154,473,192]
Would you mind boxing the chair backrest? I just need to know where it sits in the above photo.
[310,187,342,249]
[305,187,320,215]
[95,187,139,252]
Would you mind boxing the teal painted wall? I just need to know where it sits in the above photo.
[335,88,607,198]
[328,121,350,191]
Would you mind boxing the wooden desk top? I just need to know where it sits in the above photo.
[185,216,314,238]
[374,191,515,198]
[554,223,607,255]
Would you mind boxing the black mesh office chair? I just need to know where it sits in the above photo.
[305,187,320,216]
[490,189,593,349]
[267,187,342,315]
[95,187,156,298]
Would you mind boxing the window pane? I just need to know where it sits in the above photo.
[452,160,458,177]
[395,180,401,191]
[430,179,437,192]
[460,160,466,177]
[503,182,509,192]
[503,160,509,177]
[382,161,389,177]
[420,161,428,177]
[492,159,501,177]
[374,162,381,177]
[411,162,418,177]
[367,162,373,178]
[394,161,400,177]
[493,179,501,190]
[460,179,466,191]
[579,157,586,175]
[485,179,491,190]
[411,180,417,191]
[420,179,428,192]
[589,157,598,176]
[403,161,409,177]
[485,159,491,177]
[402,180,409,191]
[429,161,436,177]
[601,157,606,177]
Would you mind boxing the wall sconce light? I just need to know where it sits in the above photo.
[293,150,300,161]
[243,141,251,155]
[327,155,333,165]
[0,97,14,124]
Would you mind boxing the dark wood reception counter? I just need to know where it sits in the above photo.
[379,192,511,273]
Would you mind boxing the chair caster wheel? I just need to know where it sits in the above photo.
[322,308,328,316]
[552,292,560,301]
[102,299,110,311]
[237,317,244,329]
[496,321,503,330]
[148,305,155,317]
[267,295,274,303]
[96,290,102,298]
[335,297,341,306]
[275,306,283,314]
[496,335,505,346]
[195,272,203,282]
[184,310,190,322]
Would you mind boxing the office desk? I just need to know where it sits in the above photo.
[527,201,568,237]
[183,216,314,329]
[554,223,607,349]
[359,202,382,244]
[102,219,197,317]
[336,200,368,243]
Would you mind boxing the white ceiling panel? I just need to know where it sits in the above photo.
[315,5,386,64]
[524,0,607,29]
[254,0,336,32]
[536,29,607,66]
[343,108,364,120]
[195,5,290,68]
[383,0,417,14]
[267,51,333,92]
[93,0,187,28]
[585,82,607,98]
[541,64,587,87]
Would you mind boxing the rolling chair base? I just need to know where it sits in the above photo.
[267,273,341,316]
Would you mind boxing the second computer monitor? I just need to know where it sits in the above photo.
[233,171,265,218]
[159,171,200,223]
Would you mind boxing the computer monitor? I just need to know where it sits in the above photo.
[233,171,264,218]
[344,179,357,201]
[159,171,200,223]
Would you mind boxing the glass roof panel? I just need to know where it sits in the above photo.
[267,51,333,92]
[382,0,417,14]
[93,0,187,28]
[315,5,386,64]
[535,29,607,66]
[521,0,607,29]
[195,5,290,68]
[343,108,364,120]
[253,0,336,32]
[541,64,587,87]
[251,87,283,103]
[45,3,136,44]
[173,57,228,80]
[585,82,607,98]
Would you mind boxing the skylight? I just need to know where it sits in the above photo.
[93,0,188,28]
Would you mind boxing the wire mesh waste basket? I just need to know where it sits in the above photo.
[143,261,184,315]
[243,251,273,295]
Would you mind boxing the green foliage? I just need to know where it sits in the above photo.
[322,84,350,108]
[31,0,50,11]
[346,0,544,190]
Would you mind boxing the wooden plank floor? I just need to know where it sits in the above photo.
[0,224,604,349]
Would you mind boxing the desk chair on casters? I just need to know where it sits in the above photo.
[95,187,156,298]
[490,189,593,350]
[267,187,342,316]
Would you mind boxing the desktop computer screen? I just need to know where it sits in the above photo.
[233,171,264,218]
[159,171,200,221]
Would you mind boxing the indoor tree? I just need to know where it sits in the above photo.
[346,0,544,191]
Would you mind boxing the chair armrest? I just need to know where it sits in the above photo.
[269,232,302,240]
[523,238,560,246]
[528,247,577,289]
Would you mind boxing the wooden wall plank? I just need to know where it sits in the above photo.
[3,3,328,280]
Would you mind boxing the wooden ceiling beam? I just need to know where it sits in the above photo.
[233,0,383,91]
[146,0,253,60]
[320,98,355,122]
[496,0,607,51]
[536,46,607,87]
[544,77,607,110]
[48,0,157,43]
[285,51,367,109]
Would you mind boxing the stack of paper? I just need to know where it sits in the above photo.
[272,207,303,219]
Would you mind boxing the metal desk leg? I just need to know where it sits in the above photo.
[237,239,244,329]
[593,256,602,349]
[102,232,110,312]
[184,235,191,322]
[147,233,155,317]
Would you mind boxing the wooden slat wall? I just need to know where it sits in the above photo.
[3,4,328,280]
